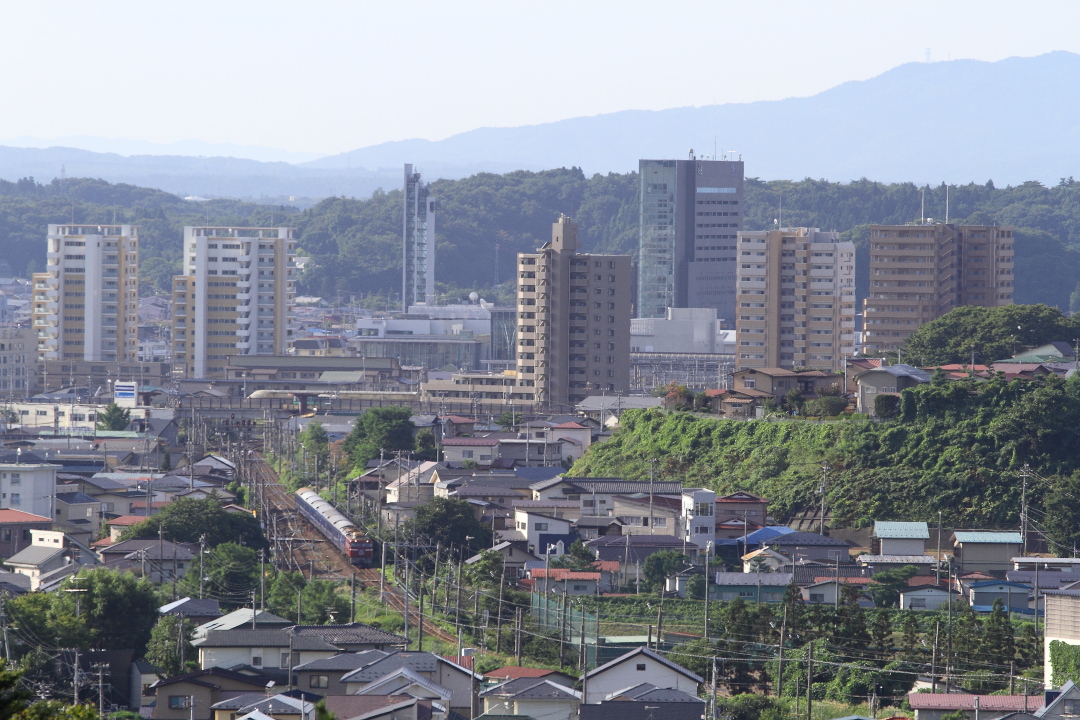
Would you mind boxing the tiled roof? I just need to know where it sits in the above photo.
[106,515,146,526]
[481,677,580,700]
[292,622,406,646]
[906,694,1041,711]
[553,422,587,429]
[294,650,387,672]
[584,646,702,683]
[530,569,600,580]
[0,509,50,523]
[442,437,499,446]
[196,629,337,651]
[484,666,562,680]
[55,492,98,504]
[736,367,797,377]
[873,521,930,539]
[766,531,850,547]
[340,651,441,683]
[715,572,794,587]
[857,554,937,564]
[607,682,703,703]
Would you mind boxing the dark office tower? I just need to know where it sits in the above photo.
[403,164,436,310]
[637,156,744,322]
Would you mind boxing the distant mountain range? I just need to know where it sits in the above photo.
[2,51,1077,200]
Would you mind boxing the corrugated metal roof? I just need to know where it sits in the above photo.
[906,694,1040,711]
[954,532,1023,544]
[857,554,937,564]
[874,521,930,539]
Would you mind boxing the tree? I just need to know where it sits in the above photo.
[160,450,172,471]
[642,551,688,592]
[48,568,159,654]
[179,543,260,608]
[0,658,98,720]
[268,571,307,623]
[299,421,330,468]
[414,429,438,462]
[981,598,1016,670]
[866,565,919,608]
[550,539,596,571]
[145,615,194,677]
[95,403,131,431]
[874,394,901,419]
[871,609,893,655]
[404,497,492,555]
[686,574,707,600]
[342,406,415,471]
[121,497,267,550]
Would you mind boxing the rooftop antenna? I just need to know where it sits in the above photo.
[921,187,925,224]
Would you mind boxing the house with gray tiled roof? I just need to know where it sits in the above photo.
[480,677,581,720]
[580,682,703,720]
[341,651,480,719]
[582,647,701,705]
[195,624,406,672]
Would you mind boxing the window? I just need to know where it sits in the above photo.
[636,664,647,671]
[534,522,549,531]
[251,655,262,667]
[168,697,190,709]
[1064,700,1080,715]
[573,584,587,591]
[281,652,291,668]
[809,593,824,603]
[910,598,926,608]
[10,494,19,506]
[310,675,329,689]
[652,517,667,528]
[462,450,474,459]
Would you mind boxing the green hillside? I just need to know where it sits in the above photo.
[569,373,1080,554]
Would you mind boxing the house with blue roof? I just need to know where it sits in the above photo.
[967,580,1033,614]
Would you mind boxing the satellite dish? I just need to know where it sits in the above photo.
[469,292,479,304]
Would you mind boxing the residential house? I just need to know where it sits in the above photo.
[953,532,1024,576]
[322,696,436,720]
[105,515,149,541]
[3,529,99,589]
[900,586,960,611]
[872,521,930,555]
[482,666,576,687]
[0,458,59,519]
[713,572,793,603]
[480,677,580,720]
[610,494,681,536]
[160,597,223,626]
[340,651,480,719]
[464,541,540,580]
[0,570,31,595]
[190,601,283,634]
[210,694,315,720]
[293,650,384,696]
[1038,679,1080,718]
[855,365,931,415]
[572,516,625,541]
[529,568,601,596]
[530,477,683,517]
[98,538,196,583]
[741,548,790,573]
[716,492,769,525]
[1015,557,1080,573]
[906,692,1042,720]
[716,516,765,540]
[149,666,274,720]
[967,581,1032,613]
[763,531,852,563]
[579,684,704,720]
[129,659,161,714]
[512,509,573,557]
[801,578,872,605]
[0,509,51,558]
[582,647,701,704]
[510,499,582,523]
[588,535,691,571]
[195,624,407,671]
[680,488,716,551]
[54,491,102,542]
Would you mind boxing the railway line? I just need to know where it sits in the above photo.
[253,454,458,645]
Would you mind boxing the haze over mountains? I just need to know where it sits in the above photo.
[2,52,1077,200]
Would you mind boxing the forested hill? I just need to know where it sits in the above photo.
[5,172,1080,309]
[568,374,1080,555]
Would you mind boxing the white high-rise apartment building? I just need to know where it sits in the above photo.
[171,227,296,379]
[33,224,139,362]
[735,227,855,372]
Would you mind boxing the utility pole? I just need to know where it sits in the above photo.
[931,620,940,692]
[199,534,207,599]
[710,656,718,720]
[806,642,813,720]
[777,604,787,698]
[648,458,657,535]
[350,574,356,622]
[0,592,10,663]
[417,573,424,652]
[819,463,830,534]
[514,607,523,666]
[1021,464,1030,555]
[937,510,943,587]
[96,662,106,719]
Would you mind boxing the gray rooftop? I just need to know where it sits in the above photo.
[715,572,795,587]
[856,364,931,382]
[293,650,387,672]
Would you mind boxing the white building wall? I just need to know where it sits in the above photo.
[0,463,58,518]
[587,658,698,700]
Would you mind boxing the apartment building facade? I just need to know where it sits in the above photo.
[403,163,436,310]
[517,216,632,410]
[33,224,139,362]
[734,227,855,372]
[863,224,1014,353]
[638,156,744,321]
[0,327,35,397]
[171,227,296,379]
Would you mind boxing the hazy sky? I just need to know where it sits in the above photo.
[2,1,1078,158]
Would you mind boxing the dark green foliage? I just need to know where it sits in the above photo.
[901,304,1080,365]
[641,550,688,591]
[570,373,1080,544]
[686,574,706,600]
[413,429,438,461]
[405,497,492,554]
[1050,639,1080,687]
[981,599,1016,674]
[121,497,267,550]
[714,693,785,720]
[874,394,901,419]
[95,402,131,431]
[0,658,100,719]
[178,543,260,608]
[145,615,195,676]
[550,539,597,571]
[804,395,848,417]
[871,609,893,653]
[342,406,415,472]
[867,566,920,608]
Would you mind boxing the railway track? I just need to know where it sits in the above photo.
[254,455,459,645]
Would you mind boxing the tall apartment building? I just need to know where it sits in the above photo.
[33,224,139,362]
[863,224,1014,353]
[734,227,856,372]
[638,156,744,321]
[403,164,436,310]
[171,227,296,379]
[517,216,631,409]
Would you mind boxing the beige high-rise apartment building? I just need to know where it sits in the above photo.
[171,227,296,380]
[735,227,855,372]
[863,224,1014,354]
[516,216,631,410]
[33,224,139,363]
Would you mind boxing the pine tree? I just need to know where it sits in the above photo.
[871,609,893,657]
[981,598,1016,669]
